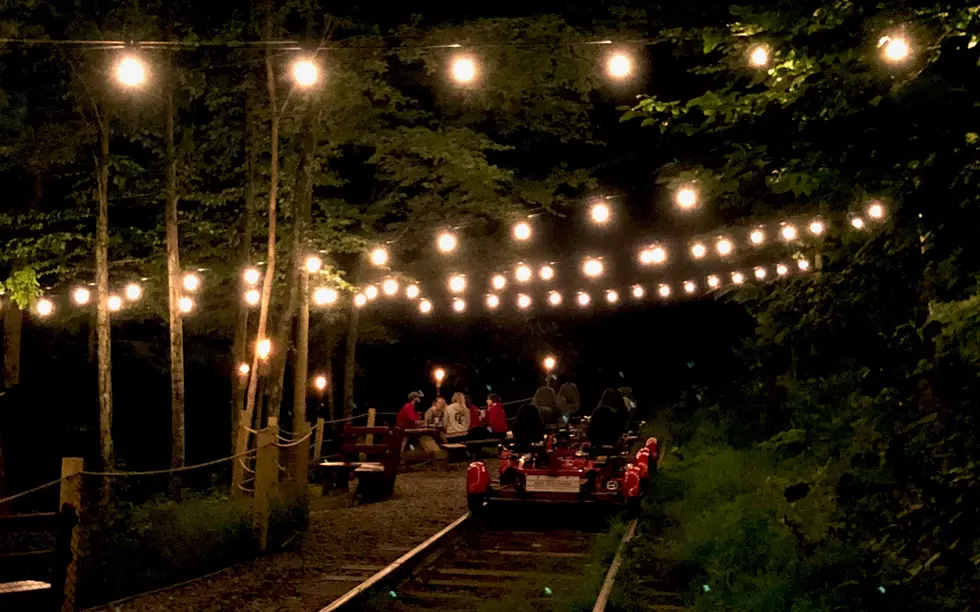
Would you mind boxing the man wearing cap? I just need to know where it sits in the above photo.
[396,391,424,430]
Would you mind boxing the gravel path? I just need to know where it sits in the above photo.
[94,466,468,612]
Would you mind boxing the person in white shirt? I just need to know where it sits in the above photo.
[444,392,471,440]
[425,397,447,429]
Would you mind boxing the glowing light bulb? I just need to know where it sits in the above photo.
[851,217,866,229]
[292,58,318,86]
[683,281,696,294]
[632,285,645,299]
[72,287,91,305]
[125,283,142,301]
[115,56,146,87]
[781,225,798,241]
[640,246,667,265]
[243,268,260,285]
[543,356,556,371]
[486,294,500,309]
[437,232,458,253]
[515,265,532,283]
[517,294,531,309]
[449,275,466,293]
[178,296,194,313]
[675,187,698,209]
[238,363,250,376]
[868,202,885,219]
[451,56,477,83]
[36,298,54,317]
[492,274,507,290]
[707,275,720,288]
[658,284,671,298]
[577,292,591,307]
[305,256,322,273]
[798,259,811,271]
[607,53,632,78]
[434,368,446,383]
[539,265,554,281]
[513,221,532,241]
[750,229,765,245]
[313,287,338,305]
[256,339,271,360]
[777,264,789,276]
[749,45,770,67]
[354,293,367,307]
[453,298,466,313]
[244,289,261,306]
[881,36,910,63]
[364,285,378,300]
[590,202,611,224]
[370,247,389,267]
[809,220,825,236]
[690,243,707,259]
[755,267,767,280]
[605,290,619,304]
[732,272,745,285]
[583,259,604,277]
[716,239,733,257]
[549,291,563,306]
[419,299,432,314]
[183,273,200,292]
[406,285,420,300]
[107,295,122,312]
[382,278,399,296]
[314,375,328,391]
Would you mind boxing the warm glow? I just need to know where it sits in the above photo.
[707,275,720,288]
[382,278,399,296]
[244,289,261,306]
[486,294,500,309]
[437,232,458,253]
[675,187,698,209]
[125,283,142,301]
[605,290,619,304]
[549,291,563,306]
[577,292,591,307]
[781,225,798,241]
[868,202,885,219]
[798,259,811,271]
[640,246,667,265]
[453,298,466,313]
[517,294,532,309]
[777,263,789,276]
[749,45,770,67]
[690,243,707,259]
[658,284,671,298]
[364,285,379,300]
[178,296,194,313]
[115,56,146,87]
[305,256,322,273]
[607,53,632,78]
[370,247,389,267]
[716,239,733,256]
[183,273,200,292]
[291,58,318,86]
[809,220,825,236]
[539,265,555,281]
[683,281,696,294]
[880,35,910,63]
[313,287,338,305]
[72,287,91,305]
[244,267,261,285]
[36,298,54,317]
[732,272,745,285]
[851,217,866,229]
[755,267,767,280]
[354,293,367,307]
[492,274,507,290]
[590,202,611,224]
[257,339,271,360]
[451,56,477,83]
[750,229,765,245]
[238,363,250,376]
[434,367,446,383]
[406,285,420,300]
[515,265,533,283]
[543,356,557,371]
[314,375,328,391]
[513,221,532,241]
[448,275,466,293]
[583,258,604,278]
[632,285,645,299]
[419,299,432,314]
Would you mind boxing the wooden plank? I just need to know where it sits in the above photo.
[434,568,567,579]
[338,565,385,572]
[592,518,638,612]
[494,549,587,558]
[318,576,374,582]
[0,580,51,594]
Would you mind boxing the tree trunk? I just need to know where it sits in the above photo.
[293,270,310,430]
[2,303,22,388]
[165,68,186,470]
[96,111,115,481]
[342,299,359,419]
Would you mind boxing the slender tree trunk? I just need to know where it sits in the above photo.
[342,299,359,419]
[96,112,115,482]
[2,304,22,388]
[293,270,310,430]
[165,67,186,470]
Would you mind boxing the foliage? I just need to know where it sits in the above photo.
[0,267,40,309]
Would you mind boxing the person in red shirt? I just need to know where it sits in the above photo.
[466,394,488,439]
[396,391,423,430]
[485,393,508,439]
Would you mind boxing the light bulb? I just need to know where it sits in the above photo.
[690,243,707,259]
[178,296,194,313]
[607,53,632,78]
[244,289,261,306]
[605,290,619,304]
[183,273,200,292]
[437,232,458,253]
[515,265,532,283]
[305,256,322,273]
[755,267,767,280]
[313,287,338,305]
[370,247,389,267]
[257,339,272,360]
[809,220,825,236]
[406,285,420,300]
[517,294,531,309]
[707,275,720,288]
[291,58,318,86]
[539,265,554,281]
[72,287,91,305]
[851,217,866,229]
[543,356,556,371]
[577,292,591,307]
[732,272,745,285]
[798,259,811,271]
[492,274,507,290]
[513,221,531,241]
[451,56,477,83]
[749,45,770,67]
[750,229,765,245]
[354,293,367,307]
[658,285,671,298]
[632,285,644,299]
[675,187,698,209]
[108,295,122,311]
[583,259,604,277]
[313,375,328,391]
[243,268,260,285]
[449,275,466,293]
[364,285,378,300]
[453,298,466,313]
[549,291,563,306]
[781,225,798,241]
[716,239,733,256]
[36,298,54,317]
[115,56,146,87]
[640,246,667,265]
[590,202,611,224]
[382,278,399,296]
[683,281,696,294]
[486,294,500,309]
[868,202,885,219]
[125,283,142,301]
[777,264,789,276]
[881,36,910,63]
[238,363,250,376]
[419,299,433,314]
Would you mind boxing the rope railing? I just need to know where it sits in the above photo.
[274,429,315,448]
[80,446,261,478]
[0,476,68,506]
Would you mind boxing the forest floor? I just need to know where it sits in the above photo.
[89,464,469,612]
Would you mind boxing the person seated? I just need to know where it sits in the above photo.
[511,403,545,449]
[598,388,628,425]
[466,394,488,439]
[444,392,471,440]
[485,394,508,439]
[557,382,581,422]
[586,404,625,449]
[396,391,423,430]
[424,397,447,429]
[532,386,560,427]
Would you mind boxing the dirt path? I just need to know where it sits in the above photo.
[94,467,468,612]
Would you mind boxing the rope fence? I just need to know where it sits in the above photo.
[0,475,67,506]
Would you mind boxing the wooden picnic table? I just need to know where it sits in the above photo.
[401,427,448,463]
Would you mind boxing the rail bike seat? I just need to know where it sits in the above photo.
[586,405,625,448]
[511,404,545,449]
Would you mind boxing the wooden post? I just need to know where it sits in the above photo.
[59,457,83,612]
[254,417,279,552]
[365,408,376,445]
[313,417,325,464]
[288,421,311,494]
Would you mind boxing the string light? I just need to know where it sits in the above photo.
[675,187,698,210]
[370,247,389,267]
[108,295,122,312]
[798,259,811,271]
[777,263,789,276]
[732,272,745,285]
[244,289,261,306]
[244,267,261,285]
[115,56,146,87]
[183,273,200,292]
[437,232,458,253]
[716,239,734,257]
[36,297,54,317]
[707,275,720,288]
[419,299,433,314]
[549,291,563,306]
[517,294,532,309]
[543,356,557,371]
[291,58,318,86]
[755,267,767,280]
[605,290,619,304]
[632,285,644,299]
[513,221,532,241]
[72,287,91,305]
[406,285,420,300]
[780,225,798,241]
[364,285,379,300]
[305,255,322,273]
[590,202,611,224]
[851,217,866,229]
[880,35,911,63]
[354,293,367,307]
[640,246,667,265]
[583,258,604,278]
[238,363,250,376]
[486,294,500,309]
[749,45,770,67]
[453,298,466,313]
[433,367,446,384]
[125,283,142,301]
[313,287,338,305]
[539,265,555,281]
[690,243,707,259]
[515,265,533,283]
[451,56,477,83]
[449,275,467,293]
[382,278,399,296]
[178,296,194,313]
[658,284,671,298]
[577,292,591,307]
[607,53,632,78]
[313,375,328,391]
[750,229,765,245]
[809,220,825,236]
[683,281,696,295]
[868,202,885,219]
[257,339,272,360]
[492,274,507,290]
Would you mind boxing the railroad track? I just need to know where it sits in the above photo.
[320,510,660,611]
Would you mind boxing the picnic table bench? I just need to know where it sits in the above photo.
[318,424,403,503]
[0,505,77,611]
